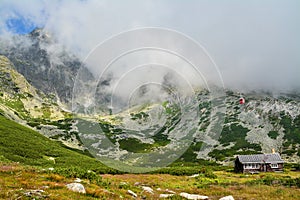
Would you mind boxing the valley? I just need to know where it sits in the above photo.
[0,28,300,199]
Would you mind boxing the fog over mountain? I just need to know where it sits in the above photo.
[0,0,299,93]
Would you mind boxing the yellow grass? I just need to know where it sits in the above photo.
[0,162,299,200]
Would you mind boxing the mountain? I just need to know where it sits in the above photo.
[0,28,81,107]
[0,54,83,149]
[0,29,300,167]
[0,113,109,170]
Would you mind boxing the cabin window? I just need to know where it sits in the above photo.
[270,163,278,168]
[244,163,260,169]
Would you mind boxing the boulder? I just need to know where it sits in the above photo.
[127,189,137,198]
[24,190,46,198]
[66,183,86,194]
[134,182,141,186]
[160,194,175,198]
[219,195,234,200]
[165,189,176,194]
[142,186,154,194]
[180,192,208,200]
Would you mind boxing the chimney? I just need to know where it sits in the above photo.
[272,148,275,154]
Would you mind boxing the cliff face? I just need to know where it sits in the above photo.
[0,55,66,120]
[0,28,81,107]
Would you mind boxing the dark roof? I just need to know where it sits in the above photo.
[236,153,284,164]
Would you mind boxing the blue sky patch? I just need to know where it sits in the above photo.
[6,16,36,34]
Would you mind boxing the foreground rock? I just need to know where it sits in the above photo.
[127,189,138,198]
[189,174,200,178]
[180,192,209,200]
[165,189,176,194]
[66,183,86,194]
[160,194,175,198]
[219,195,234,200]
[142,186,154,194]
[24,190,47,198]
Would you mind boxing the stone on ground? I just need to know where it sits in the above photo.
[66,183,86,194]
[180,192,209,200]
[219,195,234,200]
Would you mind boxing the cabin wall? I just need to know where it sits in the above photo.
[237,163,284,173]
[274,163,284,171]
[235,154,284,173]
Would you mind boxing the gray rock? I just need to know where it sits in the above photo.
[219,195,234,200]
[165,189,176,194]
[24,190,47,198]
[66,183,86,194]
[142,186,154,194]
[180,192,208,200]
[189,174,200,178]
[134,182,141,186]
[159,194,175,198]
[127,189,137,198]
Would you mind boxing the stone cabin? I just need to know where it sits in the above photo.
[235,153,284,173]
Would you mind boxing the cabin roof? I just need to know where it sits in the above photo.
[236,153,284,164]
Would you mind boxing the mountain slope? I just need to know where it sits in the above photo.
[0,55,85,149]
[0,55,65,121]
[0,29,81,106]
[0,113,111,172]
[0,29,299,167]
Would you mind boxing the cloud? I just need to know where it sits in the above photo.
[0,0,299,92]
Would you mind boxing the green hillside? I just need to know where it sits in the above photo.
[0,112,114,173]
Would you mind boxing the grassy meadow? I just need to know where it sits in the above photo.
[0,113,300,199]
[0,162,300,199]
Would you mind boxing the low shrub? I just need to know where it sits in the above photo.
[247,175,300,188]
[51,167,102,185]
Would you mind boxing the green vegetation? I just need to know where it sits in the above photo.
[0,115,118,174]
[209,124,261,161]
[280,113,300,143]
[154,165,218,177]
[176,141,203,162]
[279,112,300,156]
[130,112,149,120]
[268,130,279,139]
[51,167,103,185]
[247,175,300,188]
[219,124,249,145]
[118,138,152,153]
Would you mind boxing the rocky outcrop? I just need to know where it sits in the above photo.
[0,28,81,106]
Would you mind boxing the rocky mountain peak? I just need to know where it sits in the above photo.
[29,28,52,43]
[0,29,81,107]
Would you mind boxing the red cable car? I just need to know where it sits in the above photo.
[239,97,245,104]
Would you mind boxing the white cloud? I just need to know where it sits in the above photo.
[0,0,299,92]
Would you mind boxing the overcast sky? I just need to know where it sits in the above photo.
[0,0,299,92]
